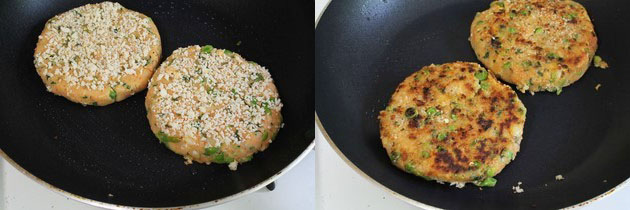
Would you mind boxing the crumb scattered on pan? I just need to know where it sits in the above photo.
[555,174,565,181]
[595,84,602,91]
[594,55,609,69]
[228,161,238,171]
[603,180,608,183]
[108,193,114,197]
[512,182,524,193]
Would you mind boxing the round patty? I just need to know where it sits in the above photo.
[34,2,161,106]
[470,0,597,94]
[145,45,283,170]
[378,62,526,187]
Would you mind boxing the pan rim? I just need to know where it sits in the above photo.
[314,113,630,209]
[0,140,314,209]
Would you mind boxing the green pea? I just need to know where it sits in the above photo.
[486,168,495,177]
[534,27,543,34]
[201,45,214,54]
[474,70,488,81]
[594,55,603,64]
[479,177,497,187]
[503,62,512,70]
[426,107,439,116]
[405,163,416,173]
[224,49,233,56]
[214,153,234,163]
[204,147,220,156]
[450,114,457,121]
[422,151,430,158]
[480,81,490,90]
[502,150,514,160]
[508,27,517,34]
[437,132,447,141]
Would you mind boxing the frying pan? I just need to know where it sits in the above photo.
[0,0,313,208]
[315,0,630,209]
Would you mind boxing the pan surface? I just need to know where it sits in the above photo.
[315,0,630,209]
[0,0,313,208]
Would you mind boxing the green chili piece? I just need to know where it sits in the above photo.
[390,151,401,162]
[254,73,264,82]
[156,131,179,143]
[109,88,117,100]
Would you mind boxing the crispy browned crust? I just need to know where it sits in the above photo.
[379,62,526,186]
[470,0,597,94]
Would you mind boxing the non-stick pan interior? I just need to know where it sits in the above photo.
[0,0,313,207]
[316,0,630,208]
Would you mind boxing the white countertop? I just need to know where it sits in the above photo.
[0,150,314,210]
[314,1,630,209]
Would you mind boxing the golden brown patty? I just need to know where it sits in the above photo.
[378,62,526,187]
[34,2,161,106]
[145,45,283,170]
[470,0,597,94]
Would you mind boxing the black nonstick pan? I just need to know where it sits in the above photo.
[0,0,313,208]
[316,0,630,209]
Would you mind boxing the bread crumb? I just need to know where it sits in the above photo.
[595,84,601,91]
[555,174,564,181]
[512,182,524,193]
[228,161,238,171]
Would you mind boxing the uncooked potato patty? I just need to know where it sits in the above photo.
[379,62,526,187]
[34,1,161,106]
[470,0,597,94]
[145,45,283,170]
